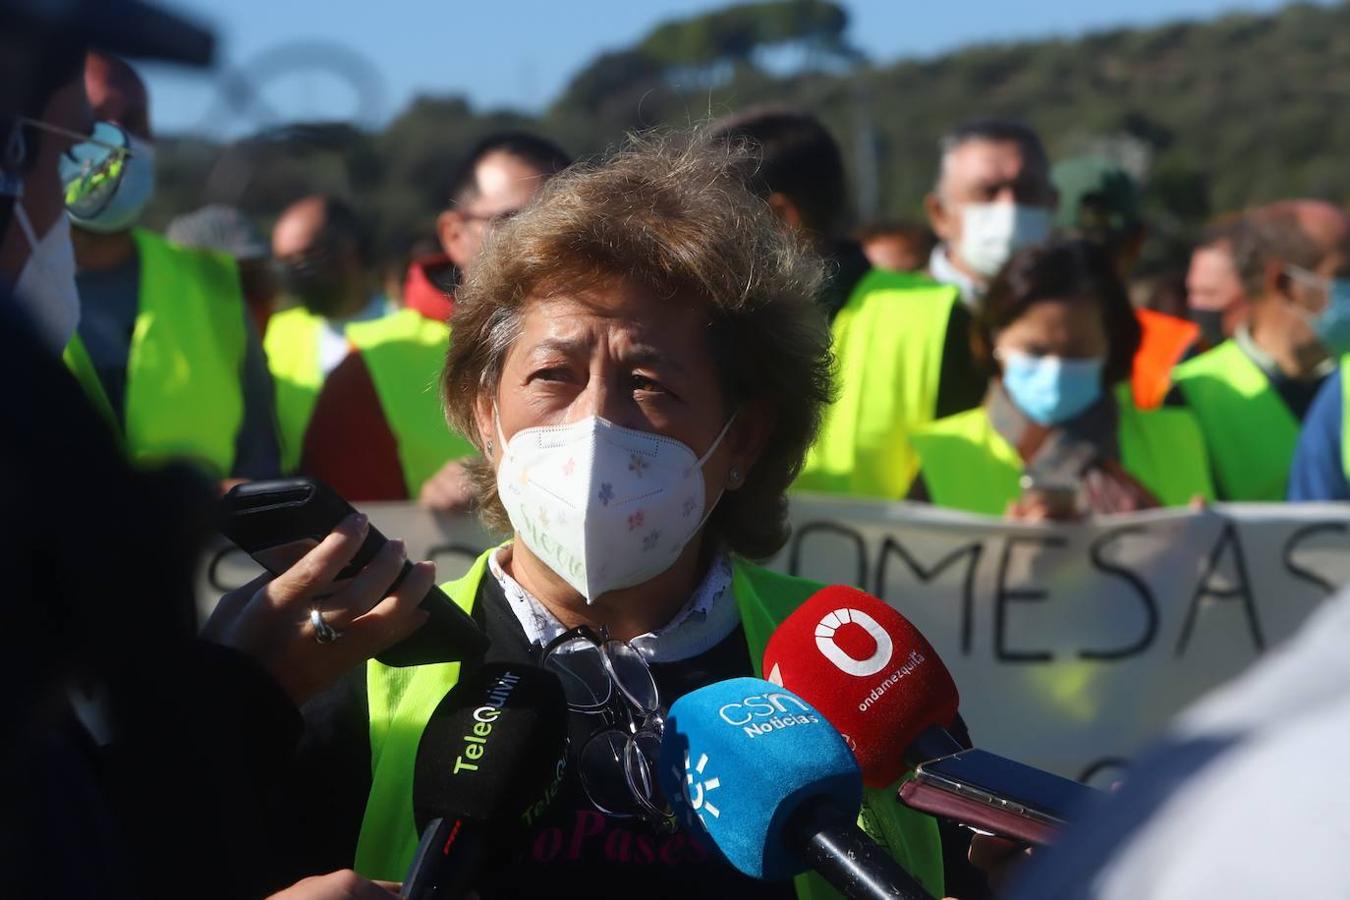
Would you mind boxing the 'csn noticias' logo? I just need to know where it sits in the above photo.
[718,692,819,738]
[680,751,722,826]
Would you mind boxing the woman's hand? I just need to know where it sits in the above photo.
[1083,461,1159,515]
[1004,494,1082,523]
[203,513,434,704]
[266,870,400,899]
[968,833,1034,895]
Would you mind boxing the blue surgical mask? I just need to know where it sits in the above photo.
[1000,349,1105,425]
[1299,273,1350,356]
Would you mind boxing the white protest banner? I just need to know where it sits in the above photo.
[765,497,1350,785]
[198,497,1350,783]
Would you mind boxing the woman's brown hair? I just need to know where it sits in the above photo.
[973,238,1142,385]
[442,133,833,559]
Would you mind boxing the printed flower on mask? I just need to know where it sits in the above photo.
[628,510,645,531]
[597,483,614,506]
[682,497,697,518]
[629,453,649,477]
[562,457,576,477]
[642,530,661,552]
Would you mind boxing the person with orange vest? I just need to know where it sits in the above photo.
[299,133,572,506]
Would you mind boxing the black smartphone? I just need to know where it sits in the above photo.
[900,748,1101,845]
[1018,474,1079,519]
[219,478,488,667]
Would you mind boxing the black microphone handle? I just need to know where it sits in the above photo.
[904,725,965,766]
[788,800,936,900]
[402,816,488,900]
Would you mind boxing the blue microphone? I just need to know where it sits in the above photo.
[658,677,934,900]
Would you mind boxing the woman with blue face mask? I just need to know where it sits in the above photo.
[909,239,1216,520]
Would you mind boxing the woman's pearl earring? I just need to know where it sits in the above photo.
[486,439,494,455]
[729,466,742,486]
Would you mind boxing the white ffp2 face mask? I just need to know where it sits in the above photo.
[12,201,81,353]
[496,413,735,603]
[958,202,1052,278]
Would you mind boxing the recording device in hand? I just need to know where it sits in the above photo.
[1018,474,1078,520]
[404,663,569,900]
[658,677,935,900]
[764,586,1100,844]
[219,478,488,666]
[901,749,1091,846]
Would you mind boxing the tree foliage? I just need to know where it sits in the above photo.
[636,0,850,67]
[146,1,1350,277]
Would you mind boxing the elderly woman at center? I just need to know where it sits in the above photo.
[285,137,951,898]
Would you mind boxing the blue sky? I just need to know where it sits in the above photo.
[143,0,1310,138]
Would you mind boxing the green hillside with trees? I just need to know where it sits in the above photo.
[148,0,1350,277]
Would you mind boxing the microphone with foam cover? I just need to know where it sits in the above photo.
[763,585,961,787]
[658,677,935,900]
[765,586,1104,844]
[403,663,569,900]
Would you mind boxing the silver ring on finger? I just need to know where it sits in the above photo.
[310,607,343,644]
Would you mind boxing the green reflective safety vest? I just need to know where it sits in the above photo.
[63,332,119,435]
[909,386,1216,516]
[797,271,959,499]
[64,229,246,478]
[1172,340,1301,501]
[345,309,476,497]
[264,305,327,473]
[354,551,946,900]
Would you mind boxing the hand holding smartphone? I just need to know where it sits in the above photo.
[1012,474,1081,523]
[898,748,1102,846]
[218,479,489,668]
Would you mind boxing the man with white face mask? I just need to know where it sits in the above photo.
[712,108,987,501]
[68,52,280,482]
[924,118,1057,306]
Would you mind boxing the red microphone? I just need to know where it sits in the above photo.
[766,586,1103,846]
[763,585,961,788]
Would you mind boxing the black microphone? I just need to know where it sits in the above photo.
[792,800,936,900]
[403,663,569,900]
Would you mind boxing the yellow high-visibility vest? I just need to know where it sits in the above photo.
[910,386,1216,515]
[63,332,119,435]
[1172,340,1300,501]
[65,229,247,478]
[263,305,327,473]
[354,550,946,900]
[345,309,476,497]
[797,270,961,499]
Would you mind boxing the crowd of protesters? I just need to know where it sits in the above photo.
[6,3,1350,898]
